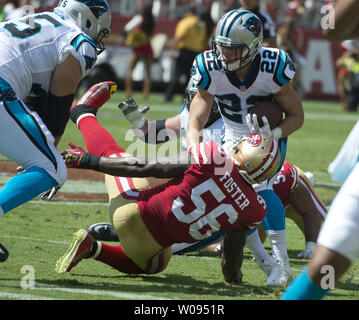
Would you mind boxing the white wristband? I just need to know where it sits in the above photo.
[271,127,283,140]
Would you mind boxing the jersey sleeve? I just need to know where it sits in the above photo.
[189,141,234,175]
[58,33,98,79]
[271,49,296,93]
[273,161,299,207]
[244,194,267,230]
[189,141,216,167]
[191,52,212,91]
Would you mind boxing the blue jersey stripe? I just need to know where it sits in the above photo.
[71,34,96,51]
[5,99,57,167]
[196,54,210,89]
[275,50,289,86]
[220,10,237,37]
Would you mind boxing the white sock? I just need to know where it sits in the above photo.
[76,113,96,127]
[266,229,289,263]
[246,229,272,262]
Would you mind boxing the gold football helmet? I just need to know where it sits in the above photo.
[229,133,280,184]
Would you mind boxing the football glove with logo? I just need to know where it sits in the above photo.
[61,142,88,168]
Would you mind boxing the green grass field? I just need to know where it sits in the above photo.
[0,91,358,302]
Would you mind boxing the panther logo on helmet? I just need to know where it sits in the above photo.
[243,16,262,38]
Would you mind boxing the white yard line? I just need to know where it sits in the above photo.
[0,283,169,300]
[0,291,58,300]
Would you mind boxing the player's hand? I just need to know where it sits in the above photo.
[246,113,272,137]
[118,98,150,129]
[39,186,60,200]
[60,142,87,168]
[224,269,243,285]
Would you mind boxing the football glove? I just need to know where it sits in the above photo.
[246,113,272,137]
[118,98,150,129]
[61,142,87,168]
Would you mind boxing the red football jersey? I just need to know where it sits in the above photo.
[138,141,267,247]
[273,161,299,208]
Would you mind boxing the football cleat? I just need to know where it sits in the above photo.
[297,241,316,259]
[87,222,119,242]
[70,81,117,124]
[0,242,9,262]
[72,81,117,112]
[253,256,275,276]
[55,229,97,273]
[265,259,293,286]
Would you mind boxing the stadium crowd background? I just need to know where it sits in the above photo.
[2,0,356,108]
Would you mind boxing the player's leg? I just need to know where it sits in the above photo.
[259,189,292,286]
[288,169,326,259]
[281,162,359,299]
[70,82,170,238]
[56,202,172,275]
[0,98,66,216]
[171,233,224,255]
[245,227,275,276]
[259,138,292,286]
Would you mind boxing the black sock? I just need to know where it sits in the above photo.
[70,104,97,124]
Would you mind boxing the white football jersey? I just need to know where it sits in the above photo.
[191,47,296,149]
[179,105,225,150]
[0,11,97,99]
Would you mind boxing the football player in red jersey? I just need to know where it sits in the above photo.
[271,162,326,258]
[54,82,280,284]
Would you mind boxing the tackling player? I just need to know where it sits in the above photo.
[55,83,281,284]
[186,9,304,285]
[0,0,111,262]
[88,88,325,262]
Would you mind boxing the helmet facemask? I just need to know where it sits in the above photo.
[89,5,110,54]
[94,28,109,54]
[212,36,253,72]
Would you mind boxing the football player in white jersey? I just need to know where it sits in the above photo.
[0,0,111,262]
[186,9,304,286]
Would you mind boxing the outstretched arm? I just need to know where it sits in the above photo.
[62,143,191,178]
[94,153,191,178]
